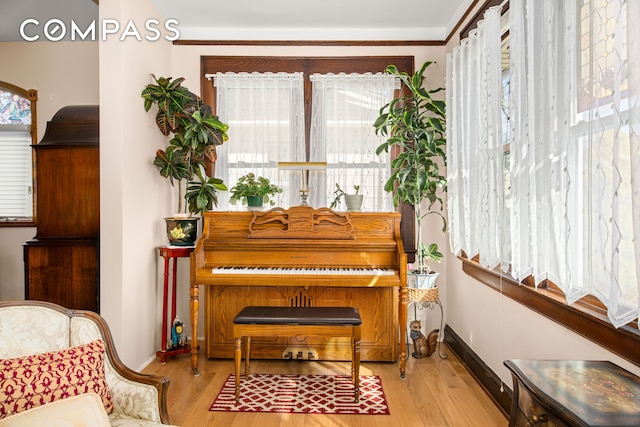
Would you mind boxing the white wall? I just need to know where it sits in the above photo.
[0,41,99,300]
[98,0,174,369]
[0,227,33,300]
[0,31,165,370]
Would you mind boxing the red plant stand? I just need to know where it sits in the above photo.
[156,245,194,363]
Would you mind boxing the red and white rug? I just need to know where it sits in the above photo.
[209,373,390,415]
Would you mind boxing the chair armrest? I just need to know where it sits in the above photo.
[71,310,172,425]
[105,365,170,423]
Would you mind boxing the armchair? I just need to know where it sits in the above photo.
[0,300,175,426]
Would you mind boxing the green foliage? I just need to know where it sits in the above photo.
[142,75,229,215]
[330,183,360,209]
[185,165,228,214]
[374,61,447,273]
[229,173,283,206]
[419,243,443,272]
[152,147,189,185]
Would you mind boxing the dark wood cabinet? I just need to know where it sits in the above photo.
[24,105,100,312]
[505,359,640,427]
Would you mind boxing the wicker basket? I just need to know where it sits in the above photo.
[407,286,439,303]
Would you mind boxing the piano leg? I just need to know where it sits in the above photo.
[399,286,407,379]
[353,325,361,402]
[244,337,251,376]
[235,337,242,402]
[190,282,200,376]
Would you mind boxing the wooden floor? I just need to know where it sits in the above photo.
[142,344,508,427]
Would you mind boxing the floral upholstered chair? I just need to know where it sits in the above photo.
[0,300,176,426]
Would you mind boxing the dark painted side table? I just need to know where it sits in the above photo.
[505,359,640,427]
[156,245,194,363]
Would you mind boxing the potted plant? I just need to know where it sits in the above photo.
[411,243,444,288]
[330,184,363,212]
[141,75,229,245]
[374,61,447,287]
[229,173,283,210]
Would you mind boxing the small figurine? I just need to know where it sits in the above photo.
[410,320,438,358]
[171,316,184,348]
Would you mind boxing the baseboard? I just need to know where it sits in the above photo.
[443,324,512,418]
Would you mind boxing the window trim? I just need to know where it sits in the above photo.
[200,56,418,261]
[0,81,37,227]
[462,256,640,367]
[455,0,639,368]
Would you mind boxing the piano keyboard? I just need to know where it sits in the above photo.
[211,267,396,276]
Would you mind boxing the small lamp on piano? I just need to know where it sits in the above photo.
[278,161,327,206]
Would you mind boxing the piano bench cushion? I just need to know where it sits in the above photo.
[233,306,362,326]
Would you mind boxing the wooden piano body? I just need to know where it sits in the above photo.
[189,206,407,376]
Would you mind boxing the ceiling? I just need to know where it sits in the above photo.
[0,0,472,42]
[151,0,473,41]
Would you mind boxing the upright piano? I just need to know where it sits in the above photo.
[189,206,407,376]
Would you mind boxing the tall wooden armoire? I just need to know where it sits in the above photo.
[24,105,100,312]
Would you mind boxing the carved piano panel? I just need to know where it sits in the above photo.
[190,206,408,374]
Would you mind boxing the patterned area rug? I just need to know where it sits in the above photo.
[209,374,390,415]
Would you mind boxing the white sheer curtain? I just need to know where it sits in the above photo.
[507,0,575,292]
[211,72,305,209]
[446,6,504,268]
[309,73,399,211]
[447,0,640,328]
[508,0,640,327]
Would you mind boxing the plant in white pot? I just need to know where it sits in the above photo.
[412,243,444,288]
[330,184,363,212]
[374,61,447,287]
[141,75,229,245]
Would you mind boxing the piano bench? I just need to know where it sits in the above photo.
[232,306,362,403]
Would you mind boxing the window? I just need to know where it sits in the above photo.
[209,70,398,212]
[209,72,305,210]
[208,70,397,211]
[308,73,398,211]
[507,0,638,327]
[201,56,419,258]
[0,82,37,224]
[447,0,640,362]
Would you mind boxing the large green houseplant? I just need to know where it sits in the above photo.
[142,75,229,216]
[374,61,447,282]
[142,75,229,245]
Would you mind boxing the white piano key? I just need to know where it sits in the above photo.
[211,266,395,276]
